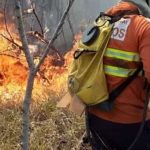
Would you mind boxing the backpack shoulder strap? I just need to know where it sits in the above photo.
[95,63,143,111]
[97,10,140,24]
[109,63,143,102]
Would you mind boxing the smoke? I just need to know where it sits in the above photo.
[59,0,118,50]
[0,0,118,51]
[71,0,117,31]
[50,0,118,51]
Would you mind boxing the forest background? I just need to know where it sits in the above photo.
[0,0,117,149]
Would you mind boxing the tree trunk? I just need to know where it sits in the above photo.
[15,0,75,149]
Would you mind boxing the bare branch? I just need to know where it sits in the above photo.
[62,27,68,50]
[26,31,64,61]
[35,0,75,72]
[0,53,21,59]
[30,1,44,35]
[0,33,22,50]
[15,0,35,70]
[67,13,75,37]
[4,0,14,42]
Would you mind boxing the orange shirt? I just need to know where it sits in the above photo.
[89,2,150,123]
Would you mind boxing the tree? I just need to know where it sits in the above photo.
[15,0,75,149]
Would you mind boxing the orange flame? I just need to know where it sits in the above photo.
[0,13,81,107]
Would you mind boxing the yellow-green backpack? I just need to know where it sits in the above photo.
[57,12,142,114]
[67,14,113,108]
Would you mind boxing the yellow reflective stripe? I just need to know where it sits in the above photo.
[104,48,140,62]
[104,65,136,77]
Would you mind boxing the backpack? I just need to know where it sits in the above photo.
[57,12,142,115]
[68,11,143,110]
[67,13,114,109]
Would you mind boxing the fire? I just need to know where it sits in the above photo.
[0,15,81,107]
[0,55,28,85]
[0,15,27,86]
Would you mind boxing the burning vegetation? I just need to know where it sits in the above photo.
[0,8,90,149]
[0,13,76,107]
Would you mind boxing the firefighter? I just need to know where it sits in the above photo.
[88,0,150,149]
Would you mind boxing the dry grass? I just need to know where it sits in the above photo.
[0,89,91,150]
[0,68,91,150]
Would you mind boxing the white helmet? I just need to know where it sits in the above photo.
[121,0,150,17]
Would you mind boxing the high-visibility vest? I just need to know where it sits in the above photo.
[89,2,150,123]
[104,47,140,77]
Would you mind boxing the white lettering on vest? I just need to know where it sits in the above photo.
[111,18,131,41]
[146,18,150,23]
